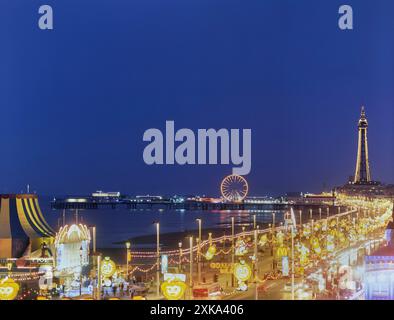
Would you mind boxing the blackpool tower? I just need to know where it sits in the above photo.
[354,106,371,183]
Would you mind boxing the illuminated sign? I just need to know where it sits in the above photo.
[161,280,187,300]
[209,262,233,274]
[161,255,168,274]
[276,245,288,258]
[0,278,19,300]
[233,260,252,282]
[39,265,53,291]
[101,257,116,278]
[161,273,187,300]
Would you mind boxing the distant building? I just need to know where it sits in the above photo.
[303,193,336,205]
[91,191,121,198]
[336,182,394,199]
[285,192,336,205]
[285,192,303,203]
[0,194,55,258]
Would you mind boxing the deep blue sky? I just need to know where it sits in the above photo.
[0,0,393,197]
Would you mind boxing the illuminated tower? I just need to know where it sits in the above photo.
[354,106,371,183]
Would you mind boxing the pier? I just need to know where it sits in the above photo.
[50,196,334,211]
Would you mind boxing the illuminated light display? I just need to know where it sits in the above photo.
[276,231,284,244]
[235,239,248,256]
[54,224,90,273]
[233,260,252,282]
[161,281,187,300]
[297,243,310,273]
[302,226,311,238]
[258,234,268,247]
[101,257,116,278]
[326,235,335,253]
[161,274,187,300]
[338,265,355,290]
[204,233,217,260]
[204,245,216,261]
[310,237,321,255]
[220,174,248,202]
[38,264,54,291]
[0,278,19,300]
[3,191,388,300]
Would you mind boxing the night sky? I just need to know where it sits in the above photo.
[1,0,393,197]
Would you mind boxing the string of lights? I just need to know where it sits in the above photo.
[128,208,362,259]
[125,203,392,278]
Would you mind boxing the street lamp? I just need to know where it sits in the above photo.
[97,255,102,300]
[272,212,276,229]
[92,226,96,253]
[299,210,302,227]
[231,216,235,287]
[125,241,131,281]
[79,246,83,296]
[178,242,183,272]
[189,235,194,299]
[155,222,160,297]
[253,228,258,300]
[311,219,314,237]
[62,209,66,226]
[289,215,295,301]
[196,218,202,284]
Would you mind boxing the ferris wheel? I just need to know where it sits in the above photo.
[220,174,249,202]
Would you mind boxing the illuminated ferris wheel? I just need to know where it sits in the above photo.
[220,174,249,202]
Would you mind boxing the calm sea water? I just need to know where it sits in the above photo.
[40,198,285,248]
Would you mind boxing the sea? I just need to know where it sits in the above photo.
[40,197,285,249]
